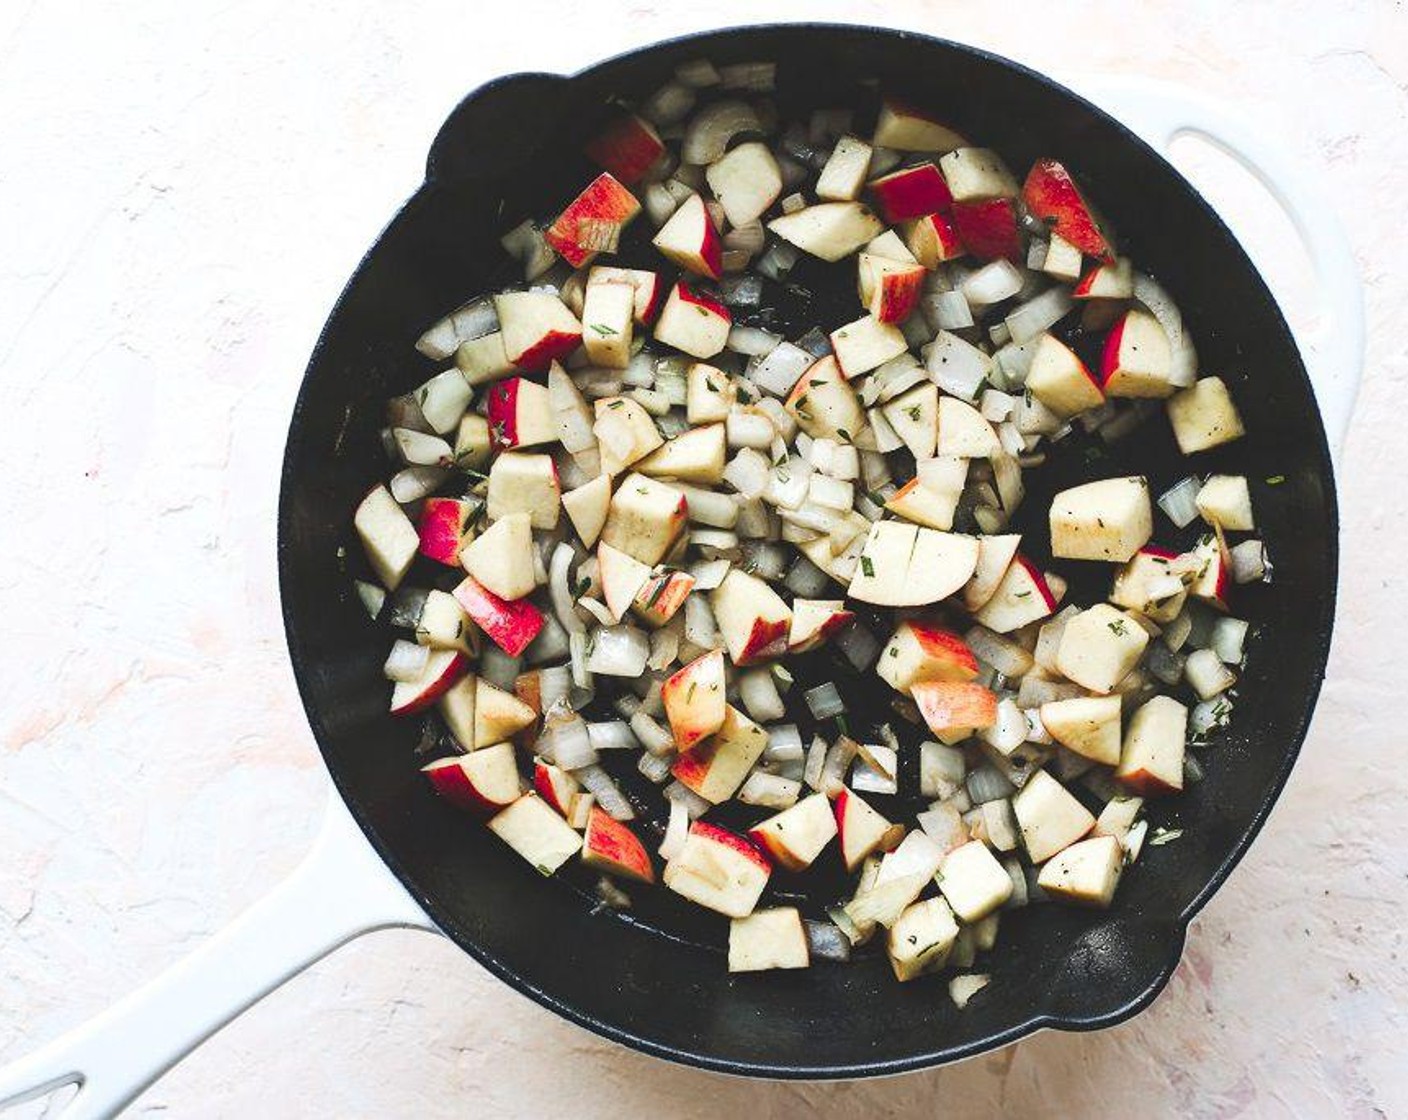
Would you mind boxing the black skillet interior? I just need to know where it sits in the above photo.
[278,25,1337,1078]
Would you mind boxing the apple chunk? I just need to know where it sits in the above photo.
[599,473,688,565]
[705,141,783,227]
[545,172,640,269]
[1100,309,1173,398]
[748,793,838,872]
[887,897,960,981]
[1056,604,1150,694]
[585,111,664,184]
[877,621,977,693]
[532,759,581,818]
[938,840,1013,922]
[633,568,695,627]
[768,202,885,262]
[671,704,769,803]
[354,484,419,590]
[389,649,468,716]
[938,147,1018,203]
[636,423,727,484]
[963,533,1021,611]
[867,162,953,222]
[662,649,727,751]
[493,291,583,372]
[652,193,722,280]
[653,281,731,359]
[593,395,664,476]
[902,211,965,268]
[485,376,558,451]
[1115,694,1187,796]
[588,265,663,325]
[858,253,926,324]
[486,452,559,530]
[872,97,967,152]
[1023,158,1114,261]
[597,540,652,622]
[951,198,1022,263]
[834,786,903,871]
[911,680,998,736]
[1167,377,1246,454]
[561,473,611,548]
[1049,476,1153,562]
[663,820,771,918]
[474,677,537,748]
[971,553,1057,633]
[1040,695,1123,765]
[711,569,792,666]
[1012,769,1095,863]
[580,279,635,369]
[815,135,873,202]
[416,497,477,567]
[829,314,909,377]
[785,356,864,440]
[488,794,583,876]
[1026,332,1104,418]
[787,599,855,653]
[848,521,979,608]
[452,575,544,657]
[582,806,655,884]
[1110,546,1188,622]
[422,741,519,815]
[1037,834,1123,907]
[728,907,810,972]
[461,512,535,601]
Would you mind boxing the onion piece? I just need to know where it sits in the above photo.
[835,622,880,670]
[738,771,801,809]
[587,721,638,752]
[1133,273,1198,387]
[723,448,771,499]
[1230,539,1270,583]
[739,667,786,722]
[539,714,597,770]
[577,765,635,821]
[682,99,761,164]
[1158,476,1203,528]
[1185,648,1236,700]
[820,737,859,797]
[785,556,832,598]
[1211,617,1249,664]
[549,543,585,635]
[638,750,674,785]
[720,274,764,306]
[389,466,448,504]
[383,640,430,683]
[585,625,650,677]
[664,780,711,820]
[961,260,1024,306]
[727,325,783,357]
[752,341,814,396]
[1004,286,1074,345]
[805,682,845,720]
[659,797,690,859]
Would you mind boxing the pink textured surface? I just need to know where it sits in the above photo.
[2,3,1405,1116]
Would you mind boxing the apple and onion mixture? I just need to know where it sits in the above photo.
[351,61,1269,995]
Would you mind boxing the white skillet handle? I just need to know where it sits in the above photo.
[1072,76,1365,461]
[0,791,438,1120]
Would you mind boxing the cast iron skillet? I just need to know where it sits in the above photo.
[278,24,1337,1078]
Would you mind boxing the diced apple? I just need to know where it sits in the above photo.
[417,497,477,567]
[662,649,727,751]
[488,794,583,876]
[486,452,559,530]
[633,568,695,627]
[1038,834,1123,907]
[887,897,960,981]
[456,331,516,387]
[461,511,535,601]
[767,202,885,261]
[911,679,998,735]
[787,598,855,653]
[884,475,958,530]
[848,521,979,607]
[1099,309,1173,398]
[686,362,735,423]
[1167,377,1246,454]
[1040,695,1123,765]
[877,621,977,693]
[354,484,419,590]
[951,198,1022,263]
[865,228,919,264]
[486,376,558,451]
[1182,534,1231,610]
[935,396,1001,458]
[1110,546,1187,623]
[452,575,544,657]
[939,148,1018,203]
[636,423,727,484]
[1195,474,1254,531]
[881,382,938,459]
[972,553,1056,632]
[815,135,873,202]
[664,820,771,918]
[748,793,838,871]
[1026,332,1104,418]
[597,540,653,622]
[532,758,582,818]
[435,674,476,750]
[705,141,783,227]
[423,741,520,815]
[599,473,688,565]
[872,97,966,152]
[415,588,475,653]
[1049,476,1153,562]
[1056,603,1150,694]
[858,253,926,323]
[585,111,665,184]
[829,314,909,377]
[1012,769,1095,863]
[834,786,903,871]
[728,907,810,972]
[545,173,640,269]
[962,534,1021,611]
[588,266,664,325]
[474,676,536,749]
[671,704,769,803]
[562,473,611,548]
[785,356,865,439]
[1042,233,1084,281]
[653,281,731,359]
[493,292,583,372]
[453,413,492,470]
[1022,157,1114,260]
[902,211,965,268]
[1073,256,1133,298]
[938,840,1013,922]
[867,162,953,222]
[711,569,792,666]
[1115,694,1187,795]
[389,648,468,716]
[582,806,655,884]
[593,396,664,476]
[652,193,722,280]
[580,280,635,369]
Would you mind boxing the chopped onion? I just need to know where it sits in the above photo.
[980,698,1028,756]
[1005,286,1074,345]
[727,325,783,357]
[967,765,1015,805]
[1190,695,1233,737]
[389,466,448,504]
[585,625,650,677]
[765,460,812,509]
[727,411,776,449]
[525,613,570,664]
[355,580,386,620]
[637,749,674,784]
[539,714,597,770]
[961,260,1025,306]
[1158,476,1203,528]
[741,540,790,580]
[1003,858,1028,909]
[756,241,800,280]
[569,628,592,690]
[477,643,520,691]
[803,735,828,791]
[383,639,430,682]
[738,771,801,809]
[682,99,761,164]
[949,974,991,1010]
[925,330,990,398]
[924,290,975,332]
[1133,273,1198,388]
[1147,642,1186,686]
[766,724,805,762]
[578,596,615,627]
[643,82,695,127]
[678,485,739,529]
[719,61,775,91]
[920,742,966,799]
[835,622,880,670]
[1185,647,1236,700]
[820,737,859,796]
[577,765,635,821]
[414,317,459,361]
[739,667,786,722]
[688,557,732,591]
[659,797,689,859]
[805,920,851,962]
[683,594,718,648]
[630,711,676,757]
[1211,617,1249,664]
[852,743,898,795]
[720,274,764,306]
[785,556,832,598]
[805,682,845,720]
[1230,539,1270,583]
[752,341,814,396]
[723,448,771,499]
[966,626,1035,678]
[549,543,585,635]
[587,721,638,752]
[664,780,711,820]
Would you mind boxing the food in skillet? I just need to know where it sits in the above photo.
[350,60,1268,998]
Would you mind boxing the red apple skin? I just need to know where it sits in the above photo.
[661,649,726,751]
[584,113,665,185]
[735,616,790,666]
[905,211,965,267]
[1117,767,1181,797]
[485,378,524,449]
[745,826,806,873]
[532,761,576,817]
[422,756,514,816]
[1022,159,1113,261]
[911,680,999,734]
[872,265,925,324]
[635,570,695,625]
[389,653,469,716]
[1013,554,1058,612]
[545,172,641,269]
[417,498,474,566]
[688,821,771,875]
[1098,314,1127,388]
[1073,261,1120,298]
[951,198,1023,263]
[637,273,665,324]
[675,280,731,322]
[670,738,717,792]
[452,575,544,657]
[911,623,979,679]
[583,807,655,883]
[791,608,856,653]
[867,163,953,222]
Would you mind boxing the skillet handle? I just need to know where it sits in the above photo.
[1071,76,1365,462]
[0,791,437,1120]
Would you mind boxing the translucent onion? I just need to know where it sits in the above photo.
[389,466,448,504]
[805,682,846,720]
[741,540,790,580]
[477,644,520,691]
[664,780,712,820]
[549,543,585,636]
[803,735,829,791]
[1158,476,1203,528]
[682,98,761,164]
[961,260,1025,306]
[539,715,597,770]
[637,750,674,784]
[659,797,690,859]
[1185,647,1236,700]
[720,274,764,306]
[727,325,783,357]
[576,765,635,821]
[383,640,430,683]
[836,622,880,670]
[752,341,815,396]
[785,556,831,598]
[1005,286,1074,345]
[739,667,786,722]
[585,625,650,677]
[1230,539,1270,584]
[587,721,639,752]
[738,771,801,809]
[723,448,772,499]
